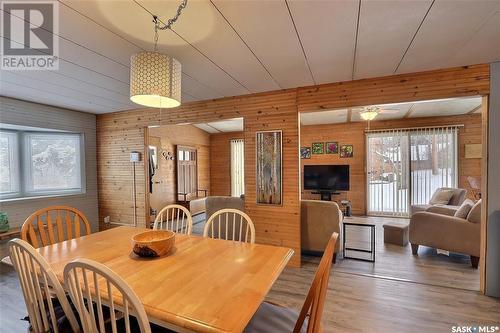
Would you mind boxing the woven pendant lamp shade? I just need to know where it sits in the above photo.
[130,51,182,108]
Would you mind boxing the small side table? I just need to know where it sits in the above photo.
[343,222,376,262]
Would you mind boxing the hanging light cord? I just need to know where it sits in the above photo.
[152,0,187,51]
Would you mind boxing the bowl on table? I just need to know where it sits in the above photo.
[132,230,175,257]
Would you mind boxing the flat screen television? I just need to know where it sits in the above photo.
[303,165,350,191]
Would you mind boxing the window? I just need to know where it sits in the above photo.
[0,131,20,197]
[0,129,85,200]
[230,139,244,197]
[367,126,458,217]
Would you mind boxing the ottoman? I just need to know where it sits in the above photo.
[383,223,409,246]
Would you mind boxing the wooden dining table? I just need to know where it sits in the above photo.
[38,226,293,333]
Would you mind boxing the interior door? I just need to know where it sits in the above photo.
[176,145,197,201]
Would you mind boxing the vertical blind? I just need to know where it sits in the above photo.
[230,139,244,197]
[367,126,459,217]
[367,130,409,217]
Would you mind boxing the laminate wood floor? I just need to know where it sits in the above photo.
[1,216,498,333]
[336,216,480,291]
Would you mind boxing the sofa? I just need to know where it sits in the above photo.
[301,200,343,262]
[409,199,481,268]
[205,196,245,220]
[410,187,467,216]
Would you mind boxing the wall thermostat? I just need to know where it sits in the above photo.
[130,151,141,162]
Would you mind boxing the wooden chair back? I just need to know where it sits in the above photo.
[203,208,255,243]
[153,204,193,235]
[21,205,91,248]
[8,238,80,333]
[295,232,338,333]
[64,258,151,333]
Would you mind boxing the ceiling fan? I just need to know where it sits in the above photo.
[352,105,402,120]
[353,105,401,130]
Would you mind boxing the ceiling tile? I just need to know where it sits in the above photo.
[207,118,244,132]
[300,109,348,125]
[397,0,500,73]
[355,0,432,78]
[287,0,359,84]
[448,9,500,66]
[409,97,482,118]
[141,0,279,93]
[212,0,313,88]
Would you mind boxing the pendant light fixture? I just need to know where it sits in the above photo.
[130,1,187,108]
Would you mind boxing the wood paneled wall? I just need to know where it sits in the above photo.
[96,64,490,267]
[148,125,210,217]
[210,132,244,196]
[300,114,482,215]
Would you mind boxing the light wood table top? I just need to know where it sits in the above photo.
[38,226,293,333]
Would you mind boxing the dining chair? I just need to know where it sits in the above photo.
[153,204,193,235]
[64,258,152,333]
[21,205,91,248]
[244,232,339,333]
[203,208,255,243]
[8,238,80,333]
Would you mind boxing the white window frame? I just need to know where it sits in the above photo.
[0,129,86,201]
[230,139,245,197]
[0,130,20,199]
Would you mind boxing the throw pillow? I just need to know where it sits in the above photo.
[467,199,482,224]
[454,199,474,219]
[429,189,454,205]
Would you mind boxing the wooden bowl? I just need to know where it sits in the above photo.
[132,230,175,257]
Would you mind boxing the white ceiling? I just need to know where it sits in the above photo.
[194,117,243,133]
[300,96,482,125]
[1,0,499,114]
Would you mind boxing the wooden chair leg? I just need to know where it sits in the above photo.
[471,256,479,269]
[411,244,419,255]
[332,252,337,264]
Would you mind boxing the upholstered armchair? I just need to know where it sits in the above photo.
[301,200,343,262]
[410,187,467,216]
[409,199,481,268]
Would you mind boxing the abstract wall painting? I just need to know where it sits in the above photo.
[326,142,339,154]
[300,147,311,159]
[340,145,354,158]
[312,142,324,154]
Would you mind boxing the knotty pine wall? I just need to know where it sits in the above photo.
[300,114,482,215]
[209,132,244,196]
[148,125,210,218]
[96,64,490,267]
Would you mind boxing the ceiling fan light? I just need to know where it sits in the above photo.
[360,106,380,121]
[360,110,378,121]
[130,51,182,108]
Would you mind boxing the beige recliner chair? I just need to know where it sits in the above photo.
[301,200,342,262]
[409,199,481,268]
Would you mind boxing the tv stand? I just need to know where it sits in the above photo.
[312,191,341,201]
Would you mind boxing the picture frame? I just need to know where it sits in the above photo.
[312,142,324,154]
[256,130,282,205]
[300,147,311,159]
[326,142,339,154]
[340,145,354,158]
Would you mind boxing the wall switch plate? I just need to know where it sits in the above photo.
[104,216,110,224]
